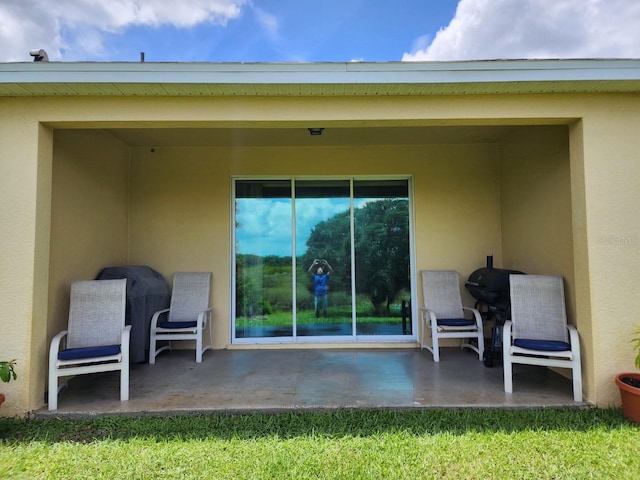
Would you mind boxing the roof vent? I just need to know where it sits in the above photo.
[29,49,49,62]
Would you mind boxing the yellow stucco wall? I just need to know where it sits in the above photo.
[577,98,640,406]
[1,92,639,415]
[48,130,130,342]
[128,143,502,348]
[0,103,52,417]
[499,126,584,394]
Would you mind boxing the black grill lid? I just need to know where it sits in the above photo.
[465,267,525,309]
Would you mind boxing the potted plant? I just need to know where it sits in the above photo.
[0,359,17,407]
[615,327,640,423]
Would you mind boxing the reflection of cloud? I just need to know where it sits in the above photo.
[236,197,350,256]
[236,198,292,256]
[295,198,350,252]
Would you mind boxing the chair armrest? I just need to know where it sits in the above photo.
[462,307,483,328]
[121,325,132,363]
[49,330,68,365]
[419,307,437,326]
[567,324,581,358]
[197,308,213,328]
[503,320,513,347]
[121,325,132,345]
[150,309,170,329]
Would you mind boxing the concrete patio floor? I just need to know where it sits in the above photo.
[35,347,590,418]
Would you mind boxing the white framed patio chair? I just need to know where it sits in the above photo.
[48,279,130,411]
[419,270,484,362]
[503,274,582,402]
[149,272,213,364]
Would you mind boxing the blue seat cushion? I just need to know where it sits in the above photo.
[58,344,121,361]
[158,321,197,329]
[514,338,570,351]
[437,318,475,327]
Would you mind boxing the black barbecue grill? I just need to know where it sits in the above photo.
[465,257,525,367]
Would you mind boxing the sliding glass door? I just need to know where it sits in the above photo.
[233,177,412,342]
[235,180,293,339]
[295,180,352,337]
[353,180,411,336]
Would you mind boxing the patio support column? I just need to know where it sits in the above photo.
[570,97,640,406]
[0,103,53,416]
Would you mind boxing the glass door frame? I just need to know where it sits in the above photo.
[231,175,418,345]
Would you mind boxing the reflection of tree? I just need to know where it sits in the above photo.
[236,255,292,317]
[304,199,409,314]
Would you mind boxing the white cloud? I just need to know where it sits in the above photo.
[236,198,292,256]
[402,0,640,61]
[0,0,248,61]
[253,7,279,38]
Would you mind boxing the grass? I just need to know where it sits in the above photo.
[1,408,639,479]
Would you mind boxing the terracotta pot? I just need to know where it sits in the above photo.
[615,372,640,423]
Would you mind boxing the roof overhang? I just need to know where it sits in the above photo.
[1,59,640,97]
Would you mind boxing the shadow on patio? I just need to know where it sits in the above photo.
[35,348,590,418]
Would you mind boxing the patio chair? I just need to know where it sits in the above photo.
[419,270,484,362]
[48,279,130,411]
[149,272,213,364]
[503,274,582,402]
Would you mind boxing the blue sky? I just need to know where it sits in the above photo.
[2,0,640,63]
[100,0,460,63]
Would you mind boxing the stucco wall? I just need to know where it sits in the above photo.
[0,108,52,417]
[46,129,130,385]
[576,98,640,406]
[128,143,502,347]
[500,126,574,282]
[498,126,583,395]
[3,91,639,414]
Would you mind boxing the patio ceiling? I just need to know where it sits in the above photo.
[105,125,519,147]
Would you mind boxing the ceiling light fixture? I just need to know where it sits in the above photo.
[308,128,324,136]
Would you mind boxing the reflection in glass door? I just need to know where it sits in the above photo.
[233,178,412,342]
[295,180,352,337]
[235,180,293,339]
[353,180,410,336]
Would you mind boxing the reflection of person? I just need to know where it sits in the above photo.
[308,259,333,318]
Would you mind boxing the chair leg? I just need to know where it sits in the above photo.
[207,317,214,352]
[572,359,583,402]
[48,372,58,411]
[431,328,440,362]
[121,365,129,401]
[477,334,485,362]
[502,321,513,393]
[196,332,203,363]
[569,327,582,402]
[572,373,582,402]
[503,359,513,393]
[149,334,157,364]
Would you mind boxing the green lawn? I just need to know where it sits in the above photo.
[1,408,638,479]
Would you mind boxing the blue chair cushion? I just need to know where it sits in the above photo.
[437,318,475,327]
[58,344,121,361]
[514,338,570,351]
[159,321,197,329]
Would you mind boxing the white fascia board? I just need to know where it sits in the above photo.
[1,59,640,85]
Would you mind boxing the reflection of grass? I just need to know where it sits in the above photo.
[236,307,404,327]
